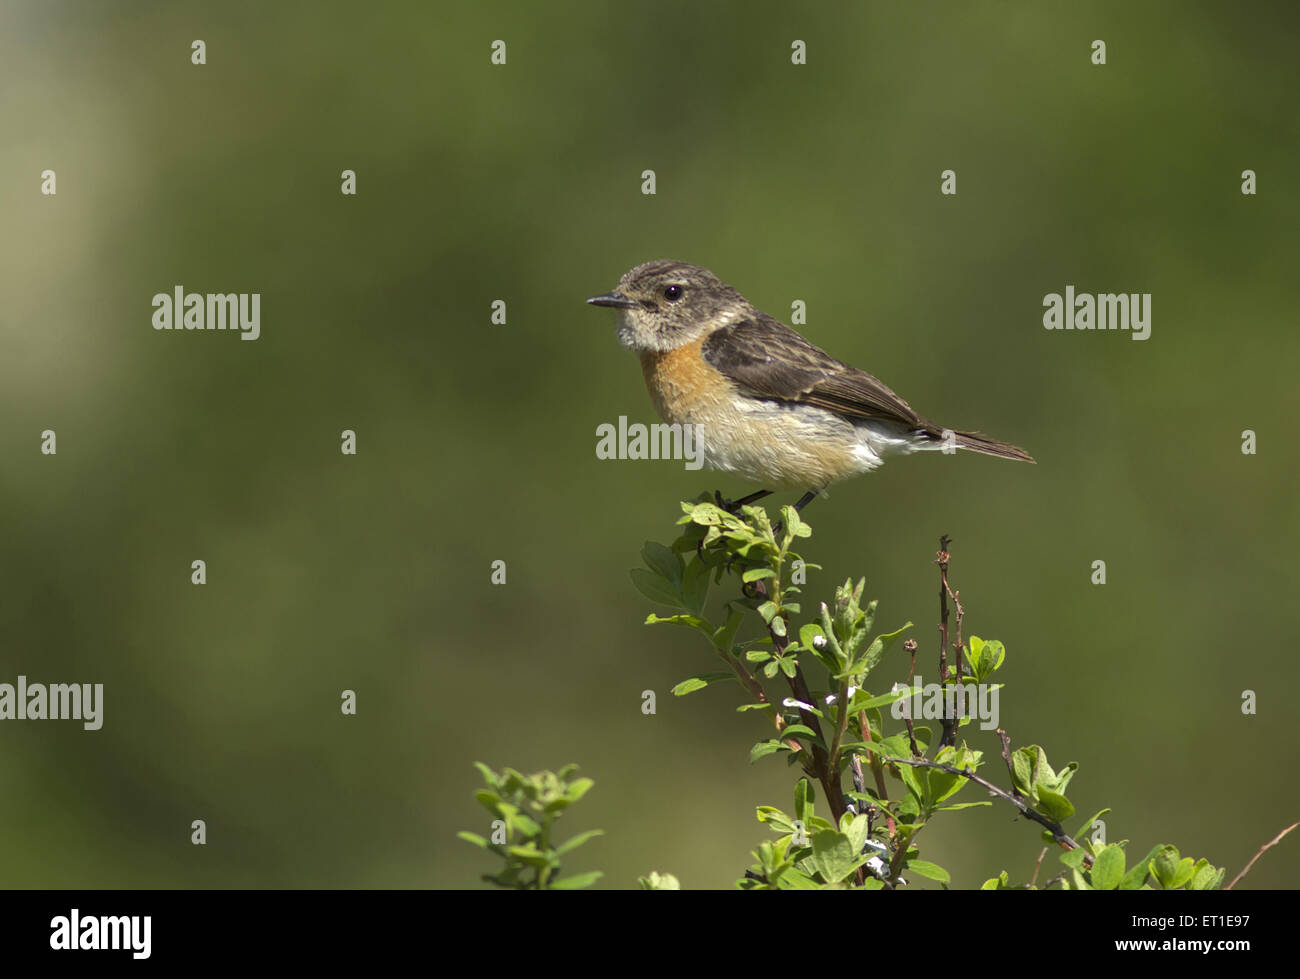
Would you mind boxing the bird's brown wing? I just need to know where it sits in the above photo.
[701,315,933,432]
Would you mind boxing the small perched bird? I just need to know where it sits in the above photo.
[587,260,1033,511]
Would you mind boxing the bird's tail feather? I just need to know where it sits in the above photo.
[952,431,1035,464]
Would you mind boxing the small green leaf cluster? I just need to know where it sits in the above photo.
[984,818,1225,891]
[963,635,1005,683]
[632,498,827,697]
[991,790,1222,890]
[742,778,890,889]
[628,498,1228,890]
[983,745,1220,887]
[460,498,1237,890]
[1075,842,1225,890]
[1061,840,1224,890]
[637,871,681,890]
[1009,745,1078,823]
[639,498,999,887]
[457,763,603,889]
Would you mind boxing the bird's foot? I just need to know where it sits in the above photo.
[713,489,773,515]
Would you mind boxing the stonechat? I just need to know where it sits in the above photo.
[587,260,1033,510]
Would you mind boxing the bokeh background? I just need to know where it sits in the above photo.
[2,1,1296,889]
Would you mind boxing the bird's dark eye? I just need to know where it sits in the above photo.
[663,284,683,302]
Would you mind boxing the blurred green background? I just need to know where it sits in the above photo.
[2,1,1296,889]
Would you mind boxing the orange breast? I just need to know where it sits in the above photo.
[638,337,729,424]
[638,335,865,489]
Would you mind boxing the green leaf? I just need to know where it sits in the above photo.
[779,724,821,744]
[630,569,684,608]
[859,598,878,640]
[638,871,681,890]
[1059,848,1087,869]
[897,763,925,804]
[1073,808,1111,843]
[750,739,792,763]
[456,831,489,849]
[713,610,745,653]
[839,813,870,855]
[645,612,712,637]
[1190,862,1224,891]
[851,622,912,676]
[672,672,735,695]
[848,687,914,712]
[1120,845,1163,889]
[1150,845,1180,889]
[506,843,549,867]
[641,541,682,588]
[781,506,811,539]
[681,557,710,614]
[876,732,914,760]
[1090,844,1125,890]
[798,623,838,672]
[554,829,605,856]
[550,871,603,889]
[1035,787,1075,822]
[808,831,857,883]
[928,767,968,805]
[798,623,825,649]
[742,567,777,583]
[1167,857,1196,889]
[774,866,821,890]
[511,813,541,837]
[687,502,723,526]
[794,779,814,826]
[977,638,1005,676]
[1010,747,1034,795]
[1051,761,1079,796]
[757,806,795,833]
[906,859,950,884]
[565,778,594,803]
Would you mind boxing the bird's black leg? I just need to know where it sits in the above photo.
[714,488,772,514]
[793,490,820,513]
[772,490,822,538]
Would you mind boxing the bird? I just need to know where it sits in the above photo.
[587,260,1033,512]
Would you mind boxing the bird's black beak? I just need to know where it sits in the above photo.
[586,291,638,309]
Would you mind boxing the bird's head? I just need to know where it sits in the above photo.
[587,260,747,353]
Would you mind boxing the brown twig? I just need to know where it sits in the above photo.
[997,729,1022,798]
[937,535,951,684]
[883,754,1087,855]
[1030,846,1048,888]
[947,583,965,678]
[714,638,803,751]
[750,576,848,823]
[1225,819,1299,890]
[857,711,898,839]
[936,536,963,748]
[903,713,921,757]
